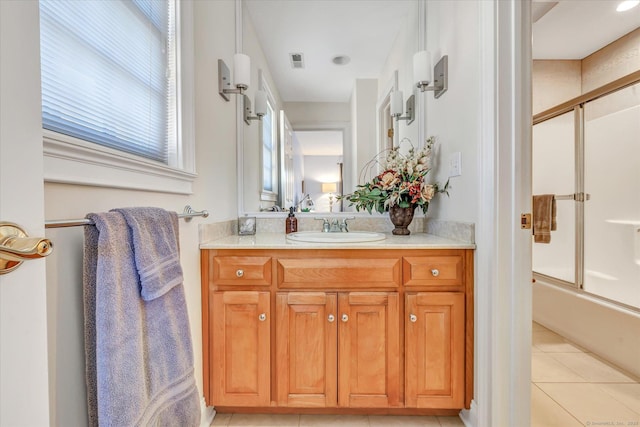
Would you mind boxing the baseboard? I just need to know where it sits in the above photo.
[200,397,215,427]
[460,400,478,427]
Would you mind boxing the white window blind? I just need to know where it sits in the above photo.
[39,0,177,164]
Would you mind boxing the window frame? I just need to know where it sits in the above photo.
[259,73,279,202]
[42,0,196,194]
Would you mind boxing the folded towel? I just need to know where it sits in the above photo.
[83,210,200,427]
[533,194,556,243]
[112,207,183,301]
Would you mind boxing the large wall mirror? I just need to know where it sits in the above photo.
[238,0,426,215]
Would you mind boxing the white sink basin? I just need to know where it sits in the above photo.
[286,231,386,243]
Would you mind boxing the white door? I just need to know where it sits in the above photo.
[0,1,51,425]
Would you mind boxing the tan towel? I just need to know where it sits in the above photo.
[533,194,556,243]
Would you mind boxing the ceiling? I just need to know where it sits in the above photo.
[533,0,640,59]
[244,0,415,103]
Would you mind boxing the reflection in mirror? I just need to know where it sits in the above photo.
[240,0,424,214]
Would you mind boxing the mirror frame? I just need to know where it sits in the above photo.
[236,0,428,217]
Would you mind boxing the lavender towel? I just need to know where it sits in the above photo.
[112,207,184,301]
[83,210,200,427]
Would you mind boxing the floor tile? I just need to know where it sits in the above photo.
[531,353,586,383]
[550,352,638,383]
[368,415,440,426]
[437,416,465,426]
[537,383,640,425]
[211,412,232,426]
[532,322,550,332]
[299,414,369,427]
[531,384,582,427]
[597,383,640,415]
[532,330,586,353]
[228,413,300,427]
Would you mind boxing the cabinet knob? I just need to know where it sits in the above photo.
[258,313,266,321]
[236,269,244,278]
[409,314,417,323]
[341,314,349,322]
[431,269,440,277]
[328,314,335,323]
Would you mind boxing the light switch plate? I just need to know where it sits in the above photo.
[449,152,462,177]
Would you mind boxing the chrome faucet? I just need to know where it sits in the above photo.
[315,217,355,232]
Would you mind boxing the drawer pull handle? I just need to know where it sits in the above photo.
[431,269,440,277]
[341,314,349,322]
[328,314,335,323]
[409,314,417,323]
[236,269,244,278]
[258,313,266,321]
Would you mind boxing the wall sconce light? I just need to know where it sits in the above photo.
[218,53,251,101]
[413,51,448,99]
[321,182,337,212]
[244,90,267,124]
[391,91,415,124]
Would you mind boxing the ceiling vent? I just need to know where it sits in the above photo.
[290,53,304,69]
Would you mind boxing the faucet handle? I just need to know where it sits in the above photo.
[314,217,331,232]
[340,216,355,232]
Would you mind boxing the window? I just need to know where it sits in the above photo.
[260,77,278,202]
[40,0,195,193]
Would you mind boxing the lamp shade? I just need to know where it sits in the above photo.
[391,90,404,116]
[254,90,267,116]
[413,50,432,84]
[322,182,337,193]
[233,53,250,89]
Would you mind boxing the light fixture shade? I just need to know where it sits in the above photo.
[413,50,432,84]
[254,90,267,116]
[322,182,337,193]
[391,90,404,116]
[233,53,250,89]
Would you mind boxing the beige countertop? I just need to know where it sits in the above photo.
[200,232,475,250]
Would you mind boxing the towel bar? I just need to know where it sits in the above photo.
[44,205,209,229]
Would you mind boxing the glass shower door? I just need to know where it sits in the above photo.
[583,82,640,309]
[532,111,577,285]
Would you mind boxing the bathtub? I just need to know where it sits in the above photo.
[533,277,640,378]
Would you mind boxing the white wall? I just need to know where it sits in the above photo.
[378,0,420,147]
[424,1,480,224]
[351,79,378,189]
[44,0,238,424]
[302,155,343,213]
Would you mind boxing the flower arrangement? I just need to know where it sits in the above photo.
[340,137,449,214]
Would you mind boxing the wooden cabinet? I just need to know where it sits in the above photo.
[211,291,270,407]
[276,292,337,407]
[202,248,473,414]
[405,292,465,408]
[275,291,400,408]
[337,292,400,408]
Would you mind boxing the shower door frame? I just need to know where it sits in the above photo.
[532,70,640,310]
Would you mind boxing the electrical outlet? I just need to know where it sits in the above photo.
[449,152,462,177]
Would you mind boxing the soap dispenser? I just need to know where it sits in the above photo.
[285,207,298,234]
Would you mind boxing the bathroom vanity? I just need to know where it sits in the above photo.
[200,233,474,415]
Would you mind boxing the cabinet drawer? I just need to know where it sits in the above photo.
[403,256,463,288]
[277,258,401,289]
[213,256,271,286]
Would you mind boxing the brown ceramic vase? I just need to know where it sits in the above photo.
[389,205,416,235]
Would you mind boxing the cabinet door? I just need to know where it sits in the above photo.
[338,292,400,408]
[211,291,270,406]
[405,292,465,408]
[276,292,337,407]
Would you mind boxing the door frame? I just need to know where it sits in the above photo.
[0,1,51,425]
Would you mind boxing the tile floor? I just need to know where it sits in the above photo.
[211,413,464,427]
[210,322,640,426]
[532,321,640,427]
